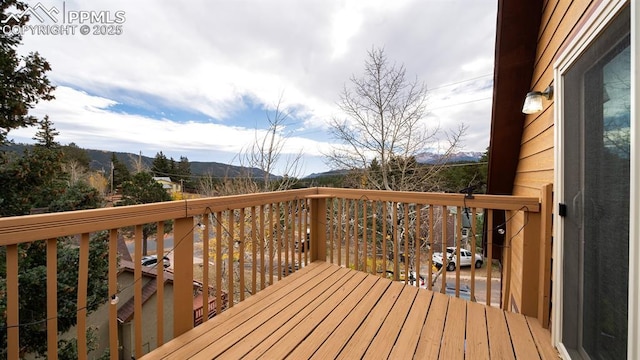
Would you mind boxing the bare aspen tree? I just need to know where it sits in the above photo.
[243,95,303,192]
[326,47,466,192]
[63,159,86,184]
[209,94,304,196]
[129,151,149,174]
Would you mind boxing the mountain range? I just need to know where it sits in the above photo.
[2,144,271,179]
[304,151,484,179]
[414,151,484,164]
[3,144,484,180]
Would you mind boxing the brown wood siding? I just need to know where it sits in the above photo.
[507,0,597,322]
[514,0,594,197]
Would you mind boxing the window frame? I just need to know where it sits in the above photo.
[553,1,637,358]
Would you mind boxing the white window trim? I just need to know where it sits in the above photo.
[629,2,639,360]
[553,0,636,358]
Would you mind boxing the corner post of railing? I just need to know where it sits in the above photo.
[308,194,330,262]
[506,196,543,316]
[537,183,553,328]
[173,215,195,337]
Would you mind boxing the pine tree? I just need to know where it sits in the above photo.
[0,1,55,144]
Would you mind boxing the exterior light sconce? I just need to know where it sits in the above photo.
[522,85,554,114]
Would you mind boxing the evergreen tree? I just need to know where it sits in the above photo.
[0,118,104,214]
[0,117,68,214]
[0,1,55,144]
[110,153,130,192]
[0,5,107,357]
[151,151,170,177]
[62,142,91,169]
[437,149,488,193]
[0,129,107,358]
[0,232,109,358]
[177,156,193,191]
[120,172,172,255]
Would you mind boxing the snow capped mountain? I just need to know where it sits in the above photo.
[414,151,484,164]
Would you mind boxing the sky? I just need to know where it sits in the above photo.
[7,0,497,176]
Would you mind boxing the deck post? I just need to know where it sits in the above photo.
[308,195,328,262]
[538,183,553,328]
[512,202,542,316]
[173,216,195,337]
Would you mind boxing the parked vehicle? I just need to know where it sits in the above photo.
[141,255,171,268]
[432,247,483,271]
[444,283,476,302]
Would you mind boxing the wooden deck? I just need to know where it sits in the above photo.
[142,262,558,359]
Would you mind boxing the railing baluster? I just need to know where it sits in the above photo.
[259,205,265,290]
[428,206,434,290]
[216,211,223,315]
[328,198,334,264]
[371,201,377,275]
[284,202,290,276]
[201,216,208,325]
[382,202,387,278]
[486,209,493,306]
[404,203,409,285]
[297,199,303,267]
[290,201,295,270]
[393,202,399,281]
[251,206,257,295]
[415,204,422,289]
[109,229,119,359]
[455,207,462,297]
[470,208,477,303]
[46,238,58,360]
[346,200,351,269]
[228,210,234,307]
[268,204,274,285]
[304,199,309,265]
[6,244,19,360]
[441,205,447,293]
[503,212,512,310]
[276,202,282,280]
[337,198,343,267]
[363,201,368,273]
[354,200,359,271]
[134,226,143,357]
[77,233,90,360]
[239,208,245,301]
[157,222,166,338]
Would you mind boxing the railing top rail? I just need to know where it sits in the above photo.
[0,188,318,245]
[316,187,541,212]
[0,187,539,246]
[185,188,317,215]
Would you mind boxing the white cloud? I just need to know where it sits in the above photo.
[11,86,332,165]
[12,0,497,175]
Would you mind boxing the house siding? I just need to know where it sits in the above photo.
[508,0,597,322]
[515,0,595,197]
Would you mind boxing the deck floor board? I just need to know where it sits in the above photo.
[141,261,558,360]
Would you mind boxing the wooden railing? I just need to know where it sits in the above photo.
[0,187,544,359]
[315,188,542,309]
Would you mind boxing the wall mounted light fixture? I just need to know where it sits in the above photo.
[522,85,554,114]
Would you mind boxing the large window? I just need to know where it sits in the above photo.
[560,5,630,359]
